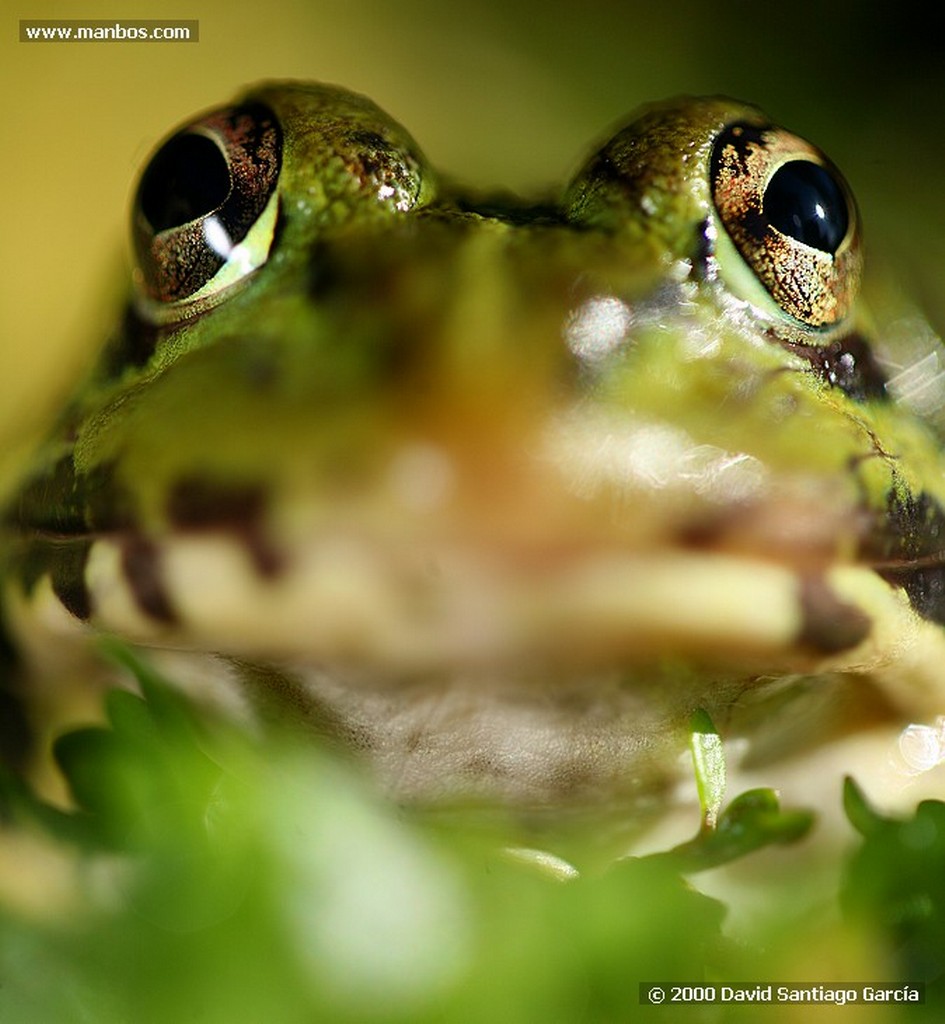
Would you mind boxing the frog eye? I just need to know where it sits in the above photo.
[132,103,282,318]
[710,122,861,328]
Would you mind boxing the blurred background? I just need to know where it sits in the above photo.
[2,0,944,481]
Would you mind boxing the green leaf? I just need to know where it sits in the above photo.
[843,775,884,838]
[688,708,725,830]
[659,787,814,872]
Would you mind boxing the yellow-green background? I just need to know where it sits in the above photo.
[2,0,944,481]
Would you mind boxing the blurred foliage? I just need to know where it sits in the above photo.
[0,648,940,1022]
[843,778,945,1006]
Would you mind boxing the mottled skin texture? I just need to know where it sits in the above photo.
[5,83,945,823]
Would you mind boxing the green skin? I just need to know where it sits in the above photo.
[6,82,945,820]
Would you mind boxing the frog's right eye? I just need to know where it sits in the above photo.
[132,103,282,319]
[710,122,861,328]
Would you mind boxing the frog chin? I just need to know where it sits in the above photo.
[106,574,919,830]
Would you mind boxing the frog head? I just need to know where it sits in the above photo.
[8,82,945,817]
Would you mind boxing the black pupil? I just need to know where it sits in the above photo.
[763,160,849,254]
[139,133,231,232]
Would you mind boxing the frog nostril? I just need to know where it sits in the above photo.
[764,159,849,255]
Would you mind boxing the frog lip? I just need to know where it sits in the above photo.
[9,441,916,669]
[13,431,940,667]
[27,512,880,677]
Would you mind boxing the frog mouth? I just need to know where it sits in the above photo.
[10,495,909,682]
[9,412,945,689]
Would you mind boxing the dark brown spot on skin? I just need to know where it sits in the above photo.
[884,563,945,624]
[167,478,283,577]
[121,536,177,624]
[5,535,91,617]
[11,457,135,536]
[712,122,769,180]
[168,478,264,529]
[869,489,945,625]
[8,541,50,601]
[47,540,93,618]
[775,331,888,403]
[797,575,871,654]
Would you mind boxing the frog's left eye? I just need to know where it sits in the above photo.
[133,103,282,318]
[711,123,861,328]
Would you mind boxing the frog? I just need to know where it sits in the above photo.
[5,81,945,826]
